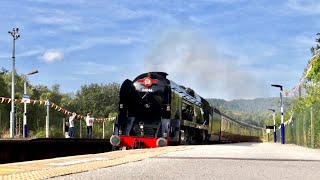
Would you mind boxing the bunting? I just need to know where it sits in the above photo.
[0,97,116,122]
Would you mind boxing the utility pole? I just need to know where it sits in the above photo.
[8,28,20,138]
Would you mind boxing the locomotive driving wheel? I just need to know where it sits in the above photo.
[201,130,209,144]
[179,128,191,145]
[185,128,192,145]
[179,130,186,145]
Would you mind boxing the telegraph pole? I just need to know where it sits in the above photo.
[8,28,20,138]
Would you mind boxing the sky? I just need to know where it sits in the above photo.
[0,0,319,100]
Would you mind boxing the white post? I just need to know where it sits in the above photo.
[62,118,65,136]
[280,90,285,144]
[9,28,19,139]
[46,99,50,138]
[80,119,82,138]
[271,84,284,144]
[273,111,276,143]
[23,81,27,138]
[0,110,1,133]
[103,121,105,139]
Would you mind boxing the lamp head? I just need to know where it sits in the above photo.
[271,84,283,90]
[26,70,38,75]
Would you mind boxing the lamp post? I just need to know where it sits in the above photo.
[8,28,20,138]
[268,108,276,143]
[271,84,285,144]
[23,70,38,138]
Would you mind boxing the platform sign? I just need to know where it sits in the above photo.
[266,125,275,129]
[22,94,30,103]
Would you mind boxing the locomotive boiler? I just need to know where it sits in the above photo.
[110,72,263,149]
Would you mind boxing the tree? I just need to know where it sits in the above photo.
[310,33,320,55]
[73,83,120,118]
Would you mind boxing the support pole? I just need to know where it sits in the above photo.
[46,99,50,138]
[9,28,20,138]
[63,118,65,136]
[23,81,27,138]
[273,111,276,143]
[103,121,105,139]
[280,90,285,144]
[0,110,1,136]
[311,107,314,148]
[80,119,82,138]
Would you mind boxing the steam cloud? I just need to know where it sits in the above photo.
[144,28,267,100]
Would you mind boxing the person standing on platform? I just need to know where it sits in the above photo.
[69,112,76,138]
[86,112,94,138]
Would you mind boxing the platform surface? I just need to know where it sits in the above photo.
[0,145,191,180]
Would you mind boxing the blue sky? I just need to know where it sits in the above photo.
[0,0,319,100]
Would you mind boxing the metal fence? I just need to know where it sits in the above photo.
[275,103,320,148]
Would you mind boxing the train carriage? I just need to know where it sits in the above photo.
[111,72,263,149]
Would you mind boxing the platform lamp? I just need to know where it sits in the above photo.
[23,70,38,138]
[268,108,276,143]
[271,84,285,144]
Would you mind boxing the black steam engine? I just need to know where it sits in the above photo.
[110,72,263,149]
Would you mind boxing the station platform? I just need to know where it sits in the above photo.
[0,146,191,180]
[0,138,112,164]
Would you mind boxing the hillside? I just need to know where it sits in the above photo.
[206,98,294,127]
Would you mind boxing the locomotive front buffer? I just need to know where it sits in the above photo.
[110,135,168,149]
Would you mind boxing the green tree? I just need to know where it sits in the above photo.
[74,83,120,118]
[310,33,320,55]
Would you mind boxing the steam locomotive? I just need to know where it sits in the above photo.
[110,72,263,149]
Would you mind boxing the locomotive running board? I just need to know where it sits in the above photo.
[180,120,208,130]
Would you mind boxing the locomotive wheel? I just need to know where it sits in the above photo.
[201,130,209,144]
[179,130,186,145]
[185,128,192,145]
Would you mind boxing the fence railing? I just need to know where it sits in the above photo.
[269,103,320,148]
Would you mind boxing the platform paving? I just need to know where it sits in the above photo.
[0,146,191,180]
[1,143,320,180]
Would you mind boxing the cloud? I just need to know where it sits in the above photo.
[71,62,118,75]
[287,0,320,14]
[39,50,64,63]
[66,36,142,52]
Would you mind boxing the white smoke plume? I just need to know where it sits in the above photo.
[143,28,267,100]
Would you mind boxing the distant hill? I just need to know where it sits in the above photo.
[206,97,293,127]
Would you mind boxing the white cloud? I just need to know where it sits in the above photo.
[71,62,118,75]
[66,36,142,52]
[287,0,320,14]
[39,50,64,63]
